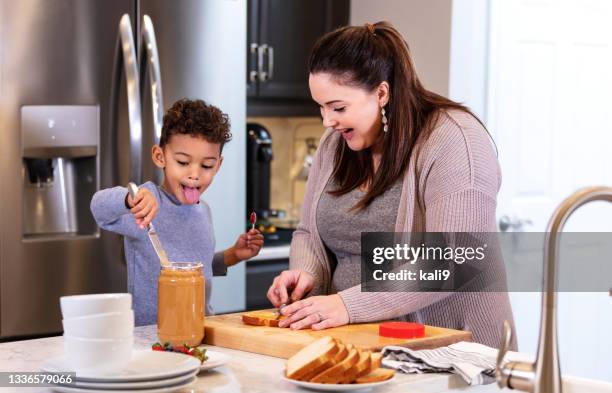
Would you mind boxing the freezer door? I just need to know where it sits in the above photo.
[139,0,247,313]
[0,0,135,338]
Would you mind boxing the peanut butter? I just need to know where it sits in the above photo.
[157,262,204,346]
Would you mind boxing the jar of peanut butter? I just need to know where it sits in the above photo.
[157,262,204,347]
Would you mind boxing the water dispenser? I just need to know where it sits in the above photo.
[21,106,99,238]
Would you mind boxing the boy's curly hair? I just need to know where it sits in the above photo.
[160,98,232,152]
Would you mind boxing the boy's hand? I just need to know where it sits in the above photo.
[226,229,264,265]
[126,188,158,229]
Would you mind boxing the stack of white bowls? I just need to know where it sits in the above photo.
[60,293,134,374]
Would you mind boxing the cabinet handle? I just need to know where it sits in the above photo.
[267,45,274,81]
[249,43,259,82]
[258,44,269,82]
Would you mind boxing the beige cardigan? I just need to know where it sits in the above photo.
[289,109,517,349]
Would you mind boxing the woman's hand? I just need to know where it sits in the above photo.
[267,270,314,307]
[126,188,158,229]
[278,294,349,330]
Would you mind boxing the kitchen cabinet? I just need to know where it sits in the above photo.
[247,0,350,116]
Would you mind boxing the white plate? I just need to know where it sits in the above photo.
[59,369,198,390]
[50,376,196,393]
[281,374,395,392]
[199,350,230,372]
[42,350,201,382]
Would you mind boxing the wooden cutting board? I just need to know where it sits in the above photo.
[203,310,472,358]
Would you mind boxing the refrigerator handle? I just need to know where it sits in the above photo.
[140,15,164,146]
[110,14,142,184]
[140,15,164,185]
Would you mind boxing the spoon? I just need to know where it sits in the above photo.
[127,182,170,267]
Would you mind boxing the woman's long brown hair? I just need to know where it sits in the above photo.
[309,21,487,211]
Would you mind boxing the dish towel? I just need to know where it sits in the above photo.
[381,341,533,386]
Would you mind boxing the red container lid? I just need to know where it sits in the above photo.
[379,322,425,339]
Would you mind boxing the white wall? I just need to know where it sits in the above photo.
[350,0,491,121]
[350,0,453,96]
[448,0,489,122]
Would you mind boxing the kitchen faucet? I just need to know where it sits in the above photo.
[495,186,612,393]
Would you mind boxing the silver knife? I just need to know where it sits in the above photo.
[275,303,287,319]
[127,182,170,267]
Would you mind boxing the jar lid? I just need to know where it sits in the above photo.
[161,262,203,271]
[379,322,425,339]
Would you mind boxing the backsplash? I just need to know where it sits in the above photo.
[246,117,326,224]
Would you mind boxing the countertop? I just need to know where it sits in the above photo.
[247,244,290,262]
[0,325,474,393]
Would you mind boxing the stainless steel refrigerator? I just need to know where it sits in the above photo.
[0,0,246,339]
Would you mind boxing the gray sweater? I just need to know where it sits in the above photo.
[290,109,517,349]
[90,182,226,326]
[318,178,402,293]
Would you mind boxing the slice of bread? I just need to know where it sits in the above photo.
[241,310,285,327]
[353,351,378,380]
[332,343,348,363]
[355,367,395,383]
[370,352,383,369]
[286,337,339,380]
[310,347,359,384]
[341,350,371,383]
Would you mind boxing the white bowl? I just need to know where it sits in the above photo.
[64,335,133,374]
[60,293,131,319]
[62,311,134,338]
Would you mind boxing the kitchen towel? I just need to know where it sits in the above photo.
[382,341,533,386]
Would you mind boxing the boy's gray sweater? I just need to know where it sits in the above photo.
[90,181,226,326]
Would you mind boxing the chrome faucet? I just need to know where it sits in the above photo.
[495,186,612,393]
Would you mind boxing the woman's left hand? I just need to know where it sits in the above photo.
[278,294,349,330]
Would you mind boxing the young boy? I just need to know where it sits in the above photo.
[91,99,263,326]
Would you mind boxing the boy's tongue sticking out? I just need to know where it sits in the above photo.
[182,185,200,204]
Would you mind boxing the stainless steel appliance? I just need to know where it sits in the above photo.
[0,0,246,339]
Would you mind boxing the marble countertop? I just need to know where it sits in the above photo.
[0,325,472,393]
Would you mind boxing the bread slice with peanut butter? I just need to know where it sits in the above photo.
[241,310,286,327]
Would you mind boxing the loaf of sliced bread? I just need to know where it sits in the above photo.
[241,310,285,327]
[285,337,393,385]
[286,336,339,380]
[355,367,395,383]
[310,346,359,383]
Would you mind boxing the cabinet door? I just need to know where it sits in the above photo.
[247,0,259,97]
[256,0,349,100]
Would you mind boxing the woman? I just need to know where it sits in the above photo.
[267,21,516,349]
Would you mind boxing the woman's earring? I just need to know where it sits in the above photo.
[381,107,389,132]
